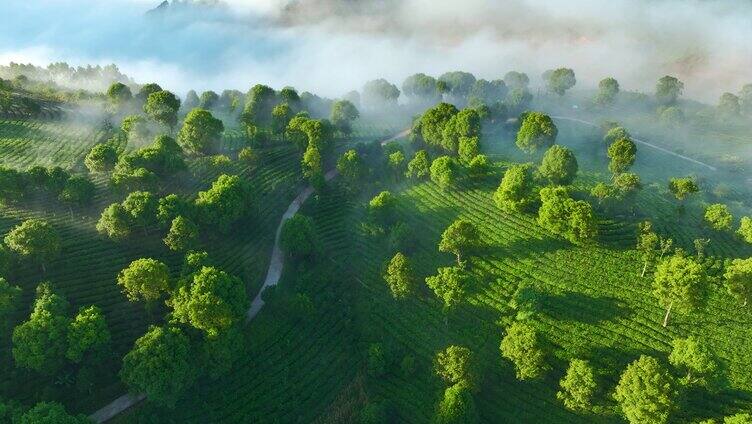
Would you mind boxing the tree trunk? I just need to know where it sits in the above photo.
[662,301,673,327]
[41,263,46,274]
[744,298,748,307]
[641,262,648,277]
[456,252,462,267]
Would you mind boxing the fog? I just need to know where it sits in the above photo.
[1,0,750,101]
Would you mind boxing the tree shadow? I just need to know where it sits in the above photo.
[540,292,632,325]
[481,235,568,261]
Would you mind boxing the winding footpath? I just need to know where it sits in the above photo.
[551,116,717,171]
[89,129,410,423]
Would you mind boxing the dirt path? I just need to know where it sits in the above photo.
[552,115,718,171]
[89,129,410,423]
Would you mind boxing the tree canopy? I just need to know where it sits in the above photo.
[539,145,578,185]
[516,112,558,154]
[117,258,170,303]
[652,253,704,327]
[500,321,547,380]
[178,108,224,154]
[614,355,675,424]
[120,325,195,407]
[170,266,248,337]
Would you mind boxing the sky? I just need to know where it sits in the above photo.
[1,0,751,101]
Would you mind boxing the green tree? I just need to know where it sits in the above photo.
[653,253,704,327]
[66,305,110,363]
[271,103,293,137]
[406,150,431,179]
[170,266,248,337]
[199,90,219,109]
[144,90,181,130]
[122,191,158,235]
[157,194,193,225]
[704,203,733,231]
[494,163,535,213]
[4,219,60,272]
[604,126,630,145]
[136,83,163,104]
[420,103,459,148]
[738,217,752,243]
[183,89,199,111]
[538,186,597,244]
[435,345,476,388]
[59,175,95,210]
[438,71,477,100]
[388,150,406,178]
[107,82,132,106]
[607,137,637,175]
[362,79,401,108]
[96,203,131,240]
[302,145,322,183]
[280,214,318,258]
[500,321,547,380]
[368,191,397,229]
[669,336,717,386]
[383,252,414,299]
[544,68,576,96]
[426,267,468,312]
[439,219,479,266]
[539,145,578,185]
[330,100,359,136]
[442,109,480,153]
[85,143,118,174]
[120,326,195,407]
[668,177,699,201]
[724,258,752,306]
[177,108,224,154]
[655,76,684,106]
[557,359,597,411]
[12,284,70,374]
[718,92,741,118]
[16,401,90,424]
[430,156,456,191]
[195,174,251,233]
[117,258,170,303]
[434,383,478,424]
[402,73,441,103]
[724,414,752,424]
[637,221,660,277]
[337,149,365,189]
[241,84,276,127]
[516,112,558,154]
[164,216,199,252]
[595,77,620,105]
[614,355,675,424]
[457,136,480,165]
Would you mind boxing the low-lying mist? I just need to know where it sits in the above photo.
[1,0,750,102]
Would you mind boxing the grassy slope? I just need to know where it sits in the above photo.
[260,123,752,423]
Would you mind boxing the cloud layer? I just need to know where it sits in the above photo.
[1,0,750,101]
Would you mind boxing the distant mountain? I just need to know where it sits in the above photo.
[146,0,221,15]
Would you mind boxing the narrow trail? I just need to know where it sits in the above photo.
[89,128,410,423]
[551,116,718,171]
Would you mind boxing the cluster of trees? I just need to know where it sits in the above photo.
[97,172,251,246]
[400,70,532,118]
[117,251,248,405]
[0,165,96,213]
[12,283,111,376]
